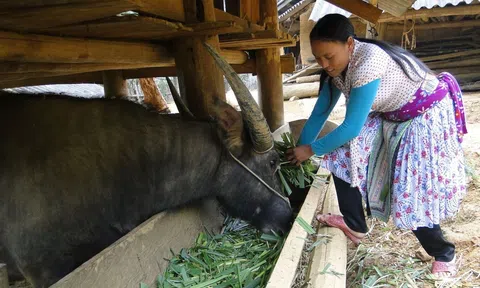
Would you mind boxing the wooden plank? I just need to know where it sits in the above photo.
[307,172,348,287]
[0,30,173,64]
[427,58,480,70]
[0,31,248,66]
[41,16,243,41]
[266,155,331,288]
[325,0,382,23]
[214,8,265,32]
[0,54,294,88]
[51,200,224,288]
[420,49,480,62]
[102,70,128,98]
[0,62,168,74]
[129,0,185,21]
[219,29,296,50]
[122,54,295,77]
[388,19,480,30]
[0,72,103,89]
[378,4,480,23]
[40,15,192,39]
[0,1,138,31]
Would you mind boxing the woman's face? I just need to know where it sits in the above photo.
[310,37,354,78]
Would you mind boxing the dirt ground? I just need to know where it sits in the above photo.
[285,92,480,287]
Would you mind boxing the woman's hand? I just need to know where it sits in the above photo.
[286,145,314,166]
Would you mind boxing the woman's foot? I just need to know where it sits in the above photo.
[316,213,365,245]
[431,256,457,280]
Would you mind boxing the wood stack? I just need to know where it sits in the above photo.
[413,34,480,91]
[282,63,321,100]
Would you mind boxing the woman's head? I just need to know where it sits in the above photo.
[309,14,355,77]
[310,14,431,81]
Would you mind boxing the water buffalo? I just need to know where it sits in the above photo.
[0,44,293,287]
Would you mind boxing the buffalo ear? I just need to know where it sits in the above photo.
[211,98,245,157]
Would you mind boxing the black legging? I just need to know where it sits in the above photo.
[332,174,455,262]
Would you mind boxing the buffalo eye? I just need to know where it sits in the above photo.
[270,160,277,168]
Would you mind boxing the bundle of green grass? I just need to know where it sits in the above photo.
[143,132,317,288]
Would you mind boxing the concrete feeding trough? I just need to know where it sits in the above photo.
[48,119,346,288]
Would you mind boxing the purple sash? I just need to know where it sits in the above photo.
[383,72,468,143]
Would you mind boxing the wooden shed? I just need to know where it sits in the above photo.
[4,1,471,287]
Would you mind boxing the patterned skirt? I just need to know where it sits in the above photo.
[321,96,467,230]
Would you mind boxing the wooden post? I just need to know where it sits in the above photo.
[299,4,316,66]
[102,70,128,98]
[0,264,8,288]
[256,0,284,131]
[174,0,225,119]
[139,78,171,113]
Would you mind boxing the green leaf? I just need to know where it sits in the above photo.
[295,217,316,234]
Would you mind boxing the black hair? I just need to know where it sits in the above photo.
[310,14,432,96]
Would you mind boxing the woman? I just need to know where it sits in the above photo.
[286,14,467,279]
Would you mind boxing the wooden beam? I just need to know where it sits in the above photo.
[214,8,265,32]
[174,0,226,119]
[130,0,185,21]
[0,55,295,89]
[40,16,243,41]
[122,55,295,78]
[0,50,247,76]
[256,0,284,130]
[0,72,103,89]
[388,19,480,30]
[0,1,137,31]
[102,70,128,98]
[0,30,173,64]
[324,0,382,23]
[0,31,247,66]
[420,49,480,62]
[219,29,296,49]
[378,4,480,23]
[427,58,480,70]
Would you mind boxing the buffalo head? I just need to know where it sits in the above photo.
[169,44,293,234]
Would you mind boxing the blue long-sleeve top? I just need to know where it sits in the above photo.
[297,78,381,156]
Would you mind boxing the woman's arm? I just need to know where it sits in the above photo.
[297,81,342,145]
[309,78,381,156]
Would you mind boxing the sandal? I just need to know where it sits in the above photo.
[431,256,457,280]
[316,213,365,245]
